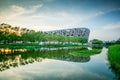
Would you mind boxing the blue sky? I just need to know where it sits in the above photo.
[0,0,120,41]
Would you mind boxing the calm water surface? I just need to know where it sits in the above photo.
[0,48,117,80]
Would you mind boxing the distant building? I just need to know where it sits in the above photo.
[45,28,90,39]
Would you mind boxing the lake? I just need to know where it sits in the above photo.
[0,47,118,80]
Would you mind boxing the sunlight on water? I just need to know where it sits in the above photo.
[0,48,27,54]
[0,48,13,54]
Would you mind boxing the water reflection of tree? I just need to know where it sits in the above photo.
[0,49,90,71]
[0,54,42,71]
[109,62,120,80]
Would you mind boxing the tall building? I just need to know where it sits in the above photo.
[45,28,90,39]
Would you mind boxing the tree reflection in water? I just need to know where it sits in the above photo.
[0,48,90,71]
[109,61,120,79]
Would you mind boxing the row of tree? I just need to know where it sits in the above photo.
[0,24,87,44]
[90,39,120,48]
[91,39,120,44]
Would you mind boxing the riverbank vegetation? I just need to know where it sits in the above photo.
[108,44,120,79]
[0,48,91,71]
[0,23,87,46]
[90,39,104,48]
[105,38,120,47]
[0,43,86,49]
[69,48,102,57]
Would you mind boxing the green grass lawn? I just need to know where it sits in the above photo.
[0,43,86,49]
[69,48,102,57]
[0,43,39,49]
[108,44,120,78]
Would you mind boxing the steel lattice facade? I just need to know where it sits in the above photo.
[45,28,90,39]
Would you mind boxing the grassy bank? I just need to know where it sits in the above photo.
[69,48,102,57]
[0,44,39,49]
[0,43,86,49]
[108,45,120,78]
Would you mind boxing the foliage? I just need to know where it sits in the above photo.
[108,45,120,79]
[69,48,102,57]
[108,45,120,67]
[0,23,88,44]
[0,43,86,49]
[91,39,103,44]
[115,39,120,44]
[0,48,91,71]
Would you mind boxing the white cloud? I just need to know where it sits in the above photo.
[24,4,43,14]
[11,5,25,14]
[3,4,103,23]
[0,4,43,20]
[1,4,119,33]
[89,27,120,41]
[103,22,120,30]
[7,5,26,19]
[0,4,107,30]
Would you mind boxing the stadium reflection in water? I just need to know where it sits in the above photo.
[0,48,117,80]
[0,48,90,71]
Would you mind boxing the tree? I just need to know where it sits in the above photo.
[80,37,87,44]
[115,38,120,44]
[91,39,103,44]
[0,31,4,42]
[91,39,103,48]
[8,33,18,43]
